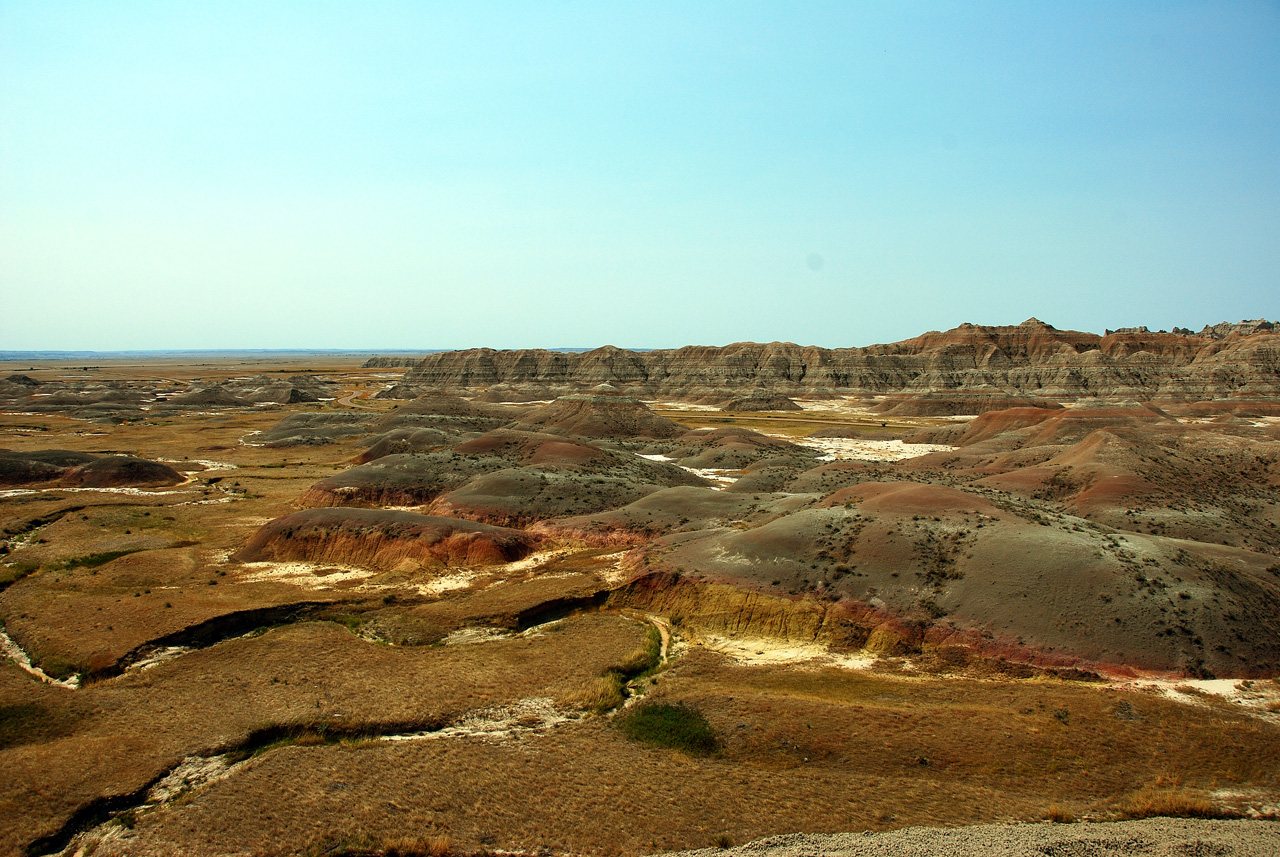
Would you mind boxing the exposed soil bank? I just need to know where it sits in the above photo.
[89,601,333,682]
[606,571,1108,677]
[234,508,540,570]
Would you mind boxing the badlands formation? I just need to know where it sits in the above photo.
[0,320,1278,857]
[368,318,1280,407]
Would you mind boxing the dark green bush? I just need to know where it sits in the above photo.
[60,549,140,570]
[620,702,718,756]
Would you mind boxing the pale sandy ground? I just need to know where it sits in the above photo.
[1125,677,1280,726]
[231,547,583,596]
[638,453,740,489]
[785,435,956,462]
[793,397,982,421]
[647,401,723,412]
[0,486,200,499]
[666,819,1279,857]
[697,634,875,670]
[694,634,1280,725]
[236,560,376,589]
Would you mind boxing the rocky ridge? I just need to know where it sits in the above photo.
[367,319,1280,404]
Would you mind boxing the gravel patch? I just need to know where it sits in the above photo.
[665,819,1280,857]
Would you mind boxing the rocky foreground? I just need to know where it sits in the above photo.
[670,819,1280,857]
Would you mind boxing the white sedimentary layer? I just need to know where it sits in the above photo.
[784,436,956,463]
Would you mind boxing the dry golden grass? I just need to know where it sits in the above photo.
[1120,785,1228,820]
[377,834,453,857]
[564,673,626,713]
[564,627,660,714]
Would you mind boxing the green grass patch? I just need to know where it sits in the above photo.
[328,615,366,635]
[59,549,141,570]
[36,654,79,681]
[0,562,39,588]
[619,702,719,756]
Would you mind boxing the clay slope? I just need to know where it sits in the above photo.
[635,480,1280,676]
[301,428,706,524]
[0,450,184,488]
[234,508,539,570]
[512,395,684,439]
[901,403,1280,554]
[377,318,1280,405]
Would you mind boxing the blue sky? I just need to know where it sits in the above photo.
[2,2,1278,350]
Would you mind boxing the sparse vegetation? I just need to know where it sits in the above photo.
[1120,783,1237,820]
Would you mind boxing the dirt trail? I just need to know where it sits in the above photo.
[335,390,379,410]
[619,609,673,662]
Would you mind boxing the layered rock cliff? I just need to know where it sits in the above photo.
[365,318,1280,403]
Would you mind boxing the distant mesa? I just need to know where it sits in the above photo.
[366,318,1280,410]
[0,373,342,419]
[163,376,333,407]
[1112,319,1275,340]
